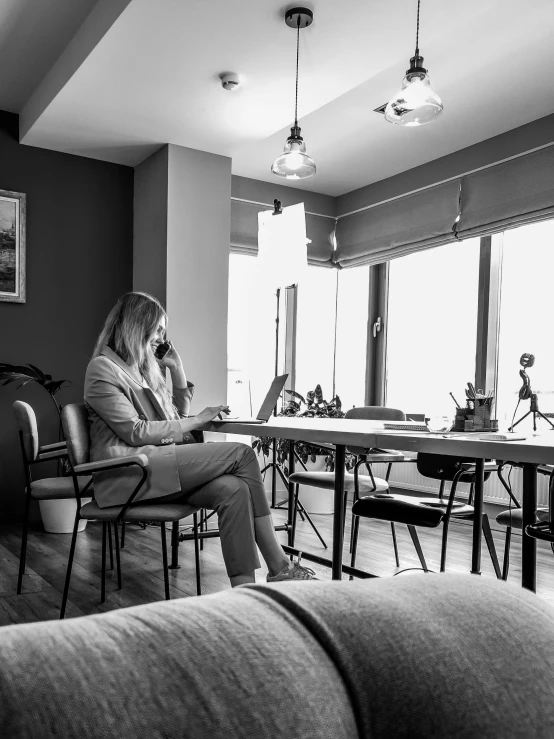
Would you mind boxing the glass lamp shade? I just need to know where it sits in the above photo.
[271,134,316,179]
[384,71,443,126]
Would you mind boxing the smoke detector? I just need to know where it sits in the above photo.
[219,72,240,90]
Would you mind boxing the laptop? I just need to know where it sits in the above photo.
[213,374,289,424]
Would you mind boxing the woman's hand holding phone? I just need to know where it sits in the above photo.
[155,340,183,371]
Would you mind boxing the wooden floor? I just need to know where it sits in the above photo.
[1,500,554,626]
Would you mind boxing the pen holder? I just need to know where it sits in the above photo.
[453,398,495,431]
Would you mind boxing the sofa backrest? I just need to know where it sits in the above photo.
[1,574,554,738]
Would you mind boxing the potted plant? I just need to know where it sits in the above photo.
[253,384,355,514]
[0,363,91,533]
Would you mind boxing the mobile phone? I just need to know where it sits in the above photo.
[155,341,171,360]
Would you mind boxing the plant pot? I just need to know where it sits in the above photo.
[297,455,334,515]
[39,498,92,534]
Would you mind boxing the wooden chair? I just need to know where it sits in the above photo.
[13,400,93,594]
[59,403,203,618]
[351,452,503,577]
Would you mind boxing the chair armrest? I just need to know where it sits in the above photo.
[39,441,67,452]
[73,454,149,475]
[35,442,68,462]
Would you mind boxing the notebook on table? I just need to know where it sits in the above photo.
[212,374,289,424]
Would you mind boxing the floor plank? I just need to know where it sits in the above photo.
[0,498,553,626]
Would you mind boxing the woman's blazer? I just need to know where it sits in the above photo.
[84,346,197,508]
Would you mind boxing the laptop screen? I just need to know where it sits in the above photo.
[257,374,289,420]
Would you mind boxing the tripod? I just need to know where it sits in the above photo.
[509,393,554,432]
[260,286,327,548]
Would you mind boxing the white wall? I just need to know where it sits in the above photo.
[166,144,232,411]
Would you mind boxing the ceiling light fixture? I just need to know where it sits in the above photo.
[271,7,316,180]
[384,0,443,126]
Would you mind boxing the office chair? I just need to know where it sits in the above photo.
[351,452,503,577]
[13,400,93,594]
[525,464,554,548]
[59,403,203,618]
[495,462,551,579]
[287,407,412,565]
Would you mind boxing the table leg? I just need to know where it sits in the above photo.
[332,445,346,580]
[522,463,537,592]
[471,458,485,575]
[287,442,295,548]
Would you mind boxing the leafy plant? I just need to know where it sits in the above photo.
[252,384,355,473]
[0,363,70,420]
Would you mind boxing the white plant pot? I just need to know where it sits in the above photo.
[39,498,92,534]
[297,455,334,515]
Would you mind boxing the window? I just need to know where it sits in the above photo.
[496,220,554,432]
[385,239,481,418]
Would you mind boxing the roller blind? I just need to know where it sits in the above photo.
[230,199,336,266]
[334,179,460,269]
[456,145,554,239]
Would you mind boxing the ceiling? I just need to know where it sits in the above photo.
[5,0,554,196]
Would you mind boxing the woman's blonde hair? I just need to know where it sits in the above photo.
[93,291,177,419]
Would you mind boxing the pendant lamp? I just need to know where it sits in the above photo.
[384,0,443,126]
[271,7,316,180]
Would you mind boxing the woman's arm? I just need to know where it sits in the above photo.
[161,344,193,416]
[85,358,201,446]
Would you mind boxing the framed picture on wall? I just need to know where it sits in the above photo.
[0,189,26,304]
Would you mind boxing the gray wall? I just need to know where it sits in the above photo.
[0,111,133,521]
[167,145,232,411]
[133,146,169,304]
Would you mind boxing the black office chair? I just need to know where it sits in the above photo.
[495,462,551,579]
[525,466,554,547]
[60,403,204,618]
[287,406,413,566]
[13,400,94,594]
[351,452,503,577]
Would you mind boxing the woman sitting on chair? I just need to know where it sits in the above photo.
[85,291,315,587]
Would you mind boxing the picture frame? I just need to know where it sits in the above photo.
[0,189,26,304]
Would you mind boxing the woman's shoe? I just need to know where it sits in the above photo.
[267,555,318,581]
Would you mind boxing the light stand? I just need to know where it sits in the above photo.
[509,353,554,432]
[258,285,327,548]
[259,286,291,505]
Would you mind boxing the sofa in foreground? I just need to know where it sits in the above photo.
[1,573,554,738]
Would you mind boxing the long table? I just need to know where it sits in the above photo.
[210,418,554,590]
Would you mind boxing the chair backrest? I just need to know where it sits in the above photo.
[344,406,405,455]
[61,403,91,468]
[12,400,39,463]
[417,453,492,483]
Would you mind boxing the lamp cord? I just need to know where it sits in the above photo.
[415,0,421,56]
[294,16,300,126]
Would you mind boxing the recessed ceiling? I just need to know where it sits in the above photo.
[7,0,554,196]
